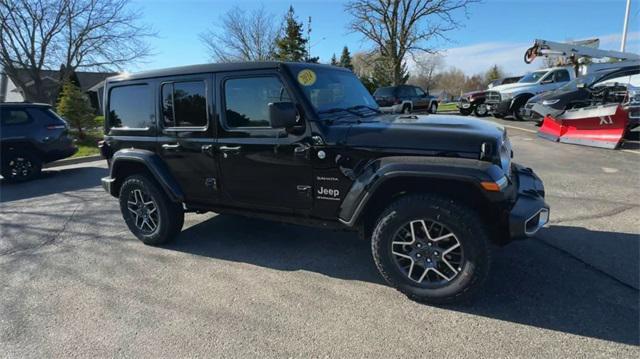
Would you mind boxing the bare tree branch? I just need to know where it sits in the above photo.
[345,0,479,85]
[0,0,154,102]
[199,5,278,62]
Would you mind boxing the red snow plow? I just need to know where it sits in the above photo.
[538,104,629,149]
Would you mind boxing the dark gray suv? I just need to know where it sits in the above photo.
[1,103,77,181]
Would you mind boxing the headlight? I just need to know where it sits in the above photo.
[502,92,514,101]
[542,99,560,105]
[499,136,513,178]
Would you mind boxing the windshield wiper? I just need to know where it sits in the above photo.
[346,105,381,114]
[317,107,363,117]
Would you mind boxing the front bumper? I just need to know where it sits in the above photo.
[508,165,549,239]
[486,99,511,116]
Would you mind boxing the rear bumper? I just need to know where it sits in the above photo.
[508,165,549,239]
[379,104,404,113]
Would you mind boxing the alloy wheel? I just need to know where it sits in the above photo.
[391,219,464,287]
[127,188,159,233]
[8,156,34,179]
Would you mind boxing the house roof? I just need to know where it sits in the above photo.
[11,69,118,92]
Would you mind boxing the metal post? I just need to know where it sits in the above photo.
[621,0,631,52]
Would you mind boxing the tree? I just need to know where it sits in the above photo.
[345,0,478,85]
[339,46,353,70]
[200,5,278,62]
[0,0,153,102]
[435,67,467,98]
[410,53,443,91]
[330,53,338,66]
[56,81,95,139]
[274,6,308,62]
[484,64,504,85]
[372,54,408,87]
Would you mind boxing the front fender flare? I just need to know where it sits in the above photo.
[110,149,185,202]
[337,156,506,226]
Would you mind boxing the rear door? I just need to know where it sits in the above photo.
[413,87,430,111]
[215,70,313,212]
[156,74,221,206]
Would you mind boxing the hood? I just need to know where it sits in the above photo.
[342,114,505,156]
[489,82,534,93]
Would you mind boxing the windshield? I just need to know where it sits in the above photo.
[289,65,379,117]
[518,71,548,84]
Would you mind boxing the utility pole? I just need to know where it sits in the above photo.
[307,16,312,61]
[621,0,631,52]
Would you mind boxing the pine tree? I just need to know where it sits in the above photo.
[339,46,353,70]
[274,6,308,62]
[372,55,408,88]
[55,64,81,104]
[56,81,95,139]
[330,53,338,66]
[484,65,504,85]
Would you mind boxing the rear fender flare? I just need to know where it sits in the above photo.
[337,156,506,226]
[110,149,185,202]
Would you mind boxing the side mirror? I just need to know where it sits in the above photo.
[269,102,299,129]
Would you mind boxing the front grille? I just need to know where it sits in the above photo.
[485,91,501,103]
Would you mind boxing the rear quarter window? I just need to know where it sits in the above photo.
[0,108,33,126]
[108,84,153,129]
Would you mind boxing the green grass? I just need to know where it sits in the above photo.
[70,129,102,158]
[437,102,458,113]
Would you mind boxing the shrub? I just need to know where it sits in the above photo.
[56,81,95,139]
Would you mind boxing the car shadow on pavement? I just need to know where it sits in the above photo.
[0,166,108,203]
[168,215,639,346]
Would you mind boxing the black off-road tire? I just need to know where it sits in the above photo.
[371,194,491,304]
[429,102,438,114]
[474,104,489,117]
[119,174,184,245]
[1,150,42,182]
[402,104,411,114]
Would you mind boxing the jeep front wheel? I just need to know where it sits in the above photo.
[119,174,184,245]
[371,194,491,304]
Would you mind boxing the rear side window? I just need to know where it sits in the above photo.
[374,87,396,97]
[0,109,32,125]
[161,81,207,128]
[108,84,152,129]
[397,86,414,97]
[224,77,290,128]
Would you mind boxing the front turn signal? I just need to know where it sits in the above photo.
[480,177,508,192]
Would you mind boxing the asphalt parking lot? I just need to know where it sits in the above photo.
[1,118,638,357]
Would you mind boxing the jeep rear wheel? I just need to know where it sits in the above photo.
[1,150,42,182]
[402,104,411,114]
[119,174,184,245]
[371,194,491,304]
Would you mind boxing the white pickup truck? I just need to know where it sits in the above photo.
[485,66,575,120]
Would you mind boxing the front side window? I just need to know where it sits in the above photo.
[415,87,426,96]
[0,109,31,125]
[594,72,640,88]
[108,84,152,129]
[162,81,207,128]
[224,77,290,128]
[554,70,570,83]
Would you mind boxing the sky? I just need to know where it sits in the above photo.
[130,0,640,76]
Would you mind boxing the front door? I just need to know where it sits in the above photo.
[156,74,221,206]
[215,71,313,212]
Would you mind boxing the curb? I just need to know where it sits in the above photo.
[45,155,103,168]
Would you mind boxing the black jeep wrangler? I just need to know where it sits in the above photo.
[100,62,549,304]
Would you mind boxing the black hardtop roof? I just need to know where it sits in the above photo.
[0,102,51,108]
[107,61,348,83]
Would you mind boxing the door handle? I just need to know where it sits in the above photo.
[293,143,310,156]
[162,143,181,151]
[201,144,216,156]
